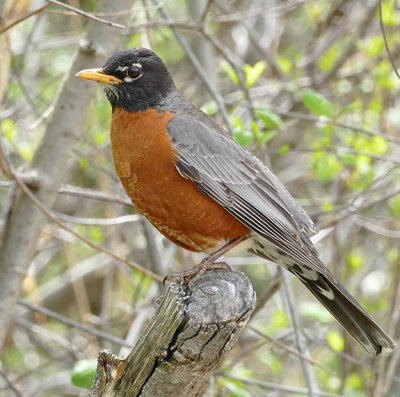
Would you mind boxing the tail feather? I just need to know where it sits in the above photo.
[250,240,394,356]
[296,270,395,356]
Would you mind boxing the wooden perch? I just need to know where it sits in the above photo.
[89,269,256,396]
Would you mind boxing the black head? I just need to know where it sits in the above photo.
[76,48,176,111]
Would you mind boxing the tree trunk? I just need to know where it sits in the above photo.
[0,0,134,352]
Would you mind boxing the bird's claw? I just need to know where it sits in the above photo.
[163,261,231,287]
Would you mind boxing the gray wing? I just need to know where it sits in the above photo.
[167,109,323,271]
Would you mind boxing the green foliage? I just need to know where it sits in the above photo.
[302,90,333,118]
[3,2,399,395]
[388,195,400,217]
[380,0,400,26]
[221,60,240,84]
[255,108,284,130]
[233,117,254,147]
[345,373,364,391]
[271,309,289,329]
[318,44,341,72]
[276,55,292,74]
[221,378,251,397]
[243,61,266,87]
[347,252,365,270]
[71,360,97,389]
[327,330,345,352]
[313,152,343,183]
[1,119,17,142]
[279,144,290,155]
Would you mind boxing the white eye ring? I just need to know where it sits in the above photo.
[126,63,142,79]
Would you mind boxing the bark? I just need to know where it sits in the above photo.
[89,269,256,397]
[0,0,133,351]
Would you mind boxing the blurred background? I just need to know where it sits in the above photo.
[1,0,400,395]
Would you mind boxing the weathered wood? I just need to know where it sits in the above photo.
[89,269,256,396]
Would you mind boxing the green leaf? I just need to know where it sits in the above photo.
[347,252,364,270]
[326,330,345,352]
[90,226,104,243]
[71,360,97,389]
[255,109,284,129]
[94,130,107,145]
[222,378,251,397]
[276,55,292,74]
[271,309,289,329]
[279,144,290,155]
[1,119,17,142]
[345,373,364,390]
[302,90,333,118]
[221,60,239,84]
[318,45,340,72]
[388,195,400,217]
[322,202,335,212]
[339,152,356,166]
[381,1,400,26]
[234,128,254,147]
[19,144,34,161]
[243,61,266,87]
[313,153,343,183]
[257,131,277,145]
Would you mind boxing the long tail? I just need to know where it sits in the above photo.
[294,269,394,356]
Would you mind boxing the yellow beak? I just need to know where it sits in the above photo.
[75,68,123,85]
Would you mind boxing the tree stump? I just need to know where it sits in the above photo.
[89,269,256,396]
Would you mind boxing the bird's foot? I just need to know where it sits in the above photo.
[163,236,248,287]
[163,260,230,287]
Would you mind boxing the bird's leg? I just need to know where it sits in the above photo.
[163,235,249,286]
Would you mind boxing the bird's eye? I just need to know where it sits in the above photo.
[127,64,142,79]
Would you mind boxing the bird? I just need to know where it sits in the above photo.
[76,47,395,356]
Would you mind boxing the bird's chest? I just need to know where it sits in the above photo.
[110,107,249,251]
[110,108,178,208]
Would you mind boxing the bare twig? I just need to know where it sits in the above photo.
[248,325,335,375]
[54,211,141,226]
[215,373,342,397]
[280,268,319,397]
[58,185,133,206]
[152,0,233,133]
[379,0,400,79]
[0,370,23,397]
[44,0,126,29]
[17,300,133,347]
[0,137,161,282]
[0,4,51,35]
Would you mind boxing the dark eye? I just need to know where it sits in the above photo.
[127,64,142,79]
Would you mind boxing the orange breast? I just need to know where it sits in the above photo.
[110,107,250,252]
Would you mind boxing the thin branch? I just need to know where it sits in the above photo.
[379,0,400,79]
[58,185,133,206]
[0,370,23,397]
[0,4,51,35]
[280,268,319,397]
[44,0,126,29]
[248,325,335,375]
[152,0,233,133]
[17,300,133,347]
[0,133,162,283]
[54,211,141,226]
[215,373,342,397]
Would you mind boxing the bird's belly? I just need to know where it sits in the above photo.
[110,107,250,252]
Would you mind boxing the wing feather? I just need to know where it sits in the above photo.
[167,110,321,269]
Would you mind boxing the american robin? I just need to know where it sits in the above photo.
[76,47,394,356]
